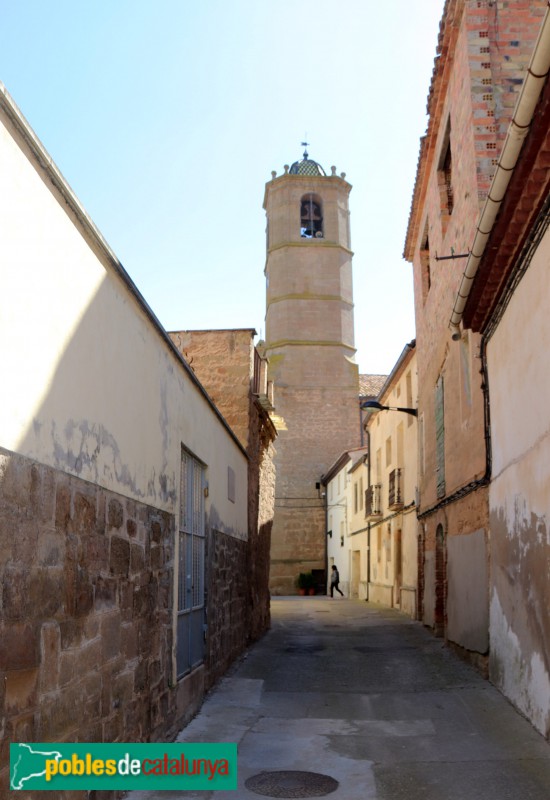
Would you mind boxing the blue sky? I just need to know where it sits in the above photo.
[1,0,445,374]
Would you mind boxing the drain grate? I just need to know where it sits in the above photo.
[245,770,339,798]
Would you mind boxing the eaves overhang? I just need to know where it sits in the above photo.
[462,73,550,333]
[403,0,464,262]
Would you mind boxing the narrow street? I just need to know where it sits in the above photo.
[126,598,550,800]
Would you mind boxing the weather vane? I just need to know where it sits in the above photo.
[301,137,309,159]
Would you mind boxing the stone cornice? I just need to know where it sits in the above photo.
[264,338,356,352]
[267,241,354,256]
[267,292,353,307]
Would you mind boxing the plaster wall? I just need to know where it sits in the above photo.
[486,225,550,738]
[0,112,247,538]
[365,351,418,617]
[446,528,489,653]
[326,467,350,595]
[348,459,368,599]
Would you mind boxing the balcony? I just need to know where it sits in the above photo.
[388,468,403,509]
[365,484,382,517]
[253,350,275,411]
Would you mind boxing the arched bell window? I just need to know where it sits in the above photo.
[300,194,323,238]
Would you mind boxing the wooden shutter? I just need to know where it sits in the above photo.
[435,376,446,499]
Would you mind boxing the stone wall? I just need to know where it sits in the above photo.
[0,448,199,797]
[168,329,253,450]
[246,399,276,642]
[169,330,276,643]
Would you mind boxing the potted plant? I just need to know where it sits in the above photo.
[296,571,315,596]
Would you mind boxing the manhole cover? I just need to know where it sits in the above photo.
[245,770,339,798]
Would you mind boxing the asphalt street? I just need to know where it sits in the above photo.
[125,597,550,799]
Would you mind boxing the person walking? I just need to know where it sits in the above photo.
[330,565,344,597]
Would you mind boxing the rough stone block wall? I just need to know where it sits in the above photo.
[169,329,275,642]
[204,528,249,687]
[0,448,188,797]
[169,329,254,450]
[246,399,276,641]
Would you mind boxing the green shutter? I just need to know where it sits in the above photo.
[435,376,445,499]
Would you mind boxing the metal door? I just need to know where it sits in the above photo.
[177,450,205,678]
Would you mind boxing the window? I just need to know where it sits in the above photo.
[385,437,392,468]
[420,220,432,302]
[354,482,358,514]
[359,477,364,510]
[397,423,404,466]
[438,119,453,234]
[419,413,425,479]
[406,370,414,427]
[300,194,323,238]
[227,466,235,503]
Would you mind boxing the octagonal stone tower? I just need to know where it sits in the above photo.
[263,150,360,594]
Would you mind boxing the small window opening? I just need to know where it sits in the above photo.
[300,194,323,238]
[438,120,453,221]
[420,219,431,302]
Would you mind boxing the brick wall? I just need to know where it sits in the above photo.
[409,0,545,510]
[406,0,545,649]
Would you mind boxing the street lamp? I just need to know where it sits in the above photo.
[361,400,417,418]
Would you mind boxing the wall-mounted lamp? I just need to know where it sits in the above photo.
[361,400,418,418]
[327,529,332,538]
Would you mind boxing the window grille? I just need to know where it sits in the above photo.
[177,447,206,677]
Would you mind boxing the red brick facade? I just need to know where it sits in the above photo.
[405,0,545,653]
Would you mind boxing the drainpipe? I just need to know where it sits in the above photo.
[365,427,371,601]
[449,3,550,340]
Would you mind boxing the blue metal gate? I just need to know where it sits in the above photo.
[177,449,205,678]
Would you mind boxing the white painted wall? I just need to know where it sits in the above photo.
[486,224,550,737]
[0,96,247,539]
[326,465,350,595]
[348,458,369,599]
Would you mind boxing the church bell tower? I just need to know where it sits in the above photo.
[263,149,360,594]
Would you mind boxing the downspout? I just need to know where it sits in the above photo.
[365,427,371,601]
[449,3,550,340]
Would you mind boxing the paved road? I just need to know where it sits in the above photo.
[126,597,550,799]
